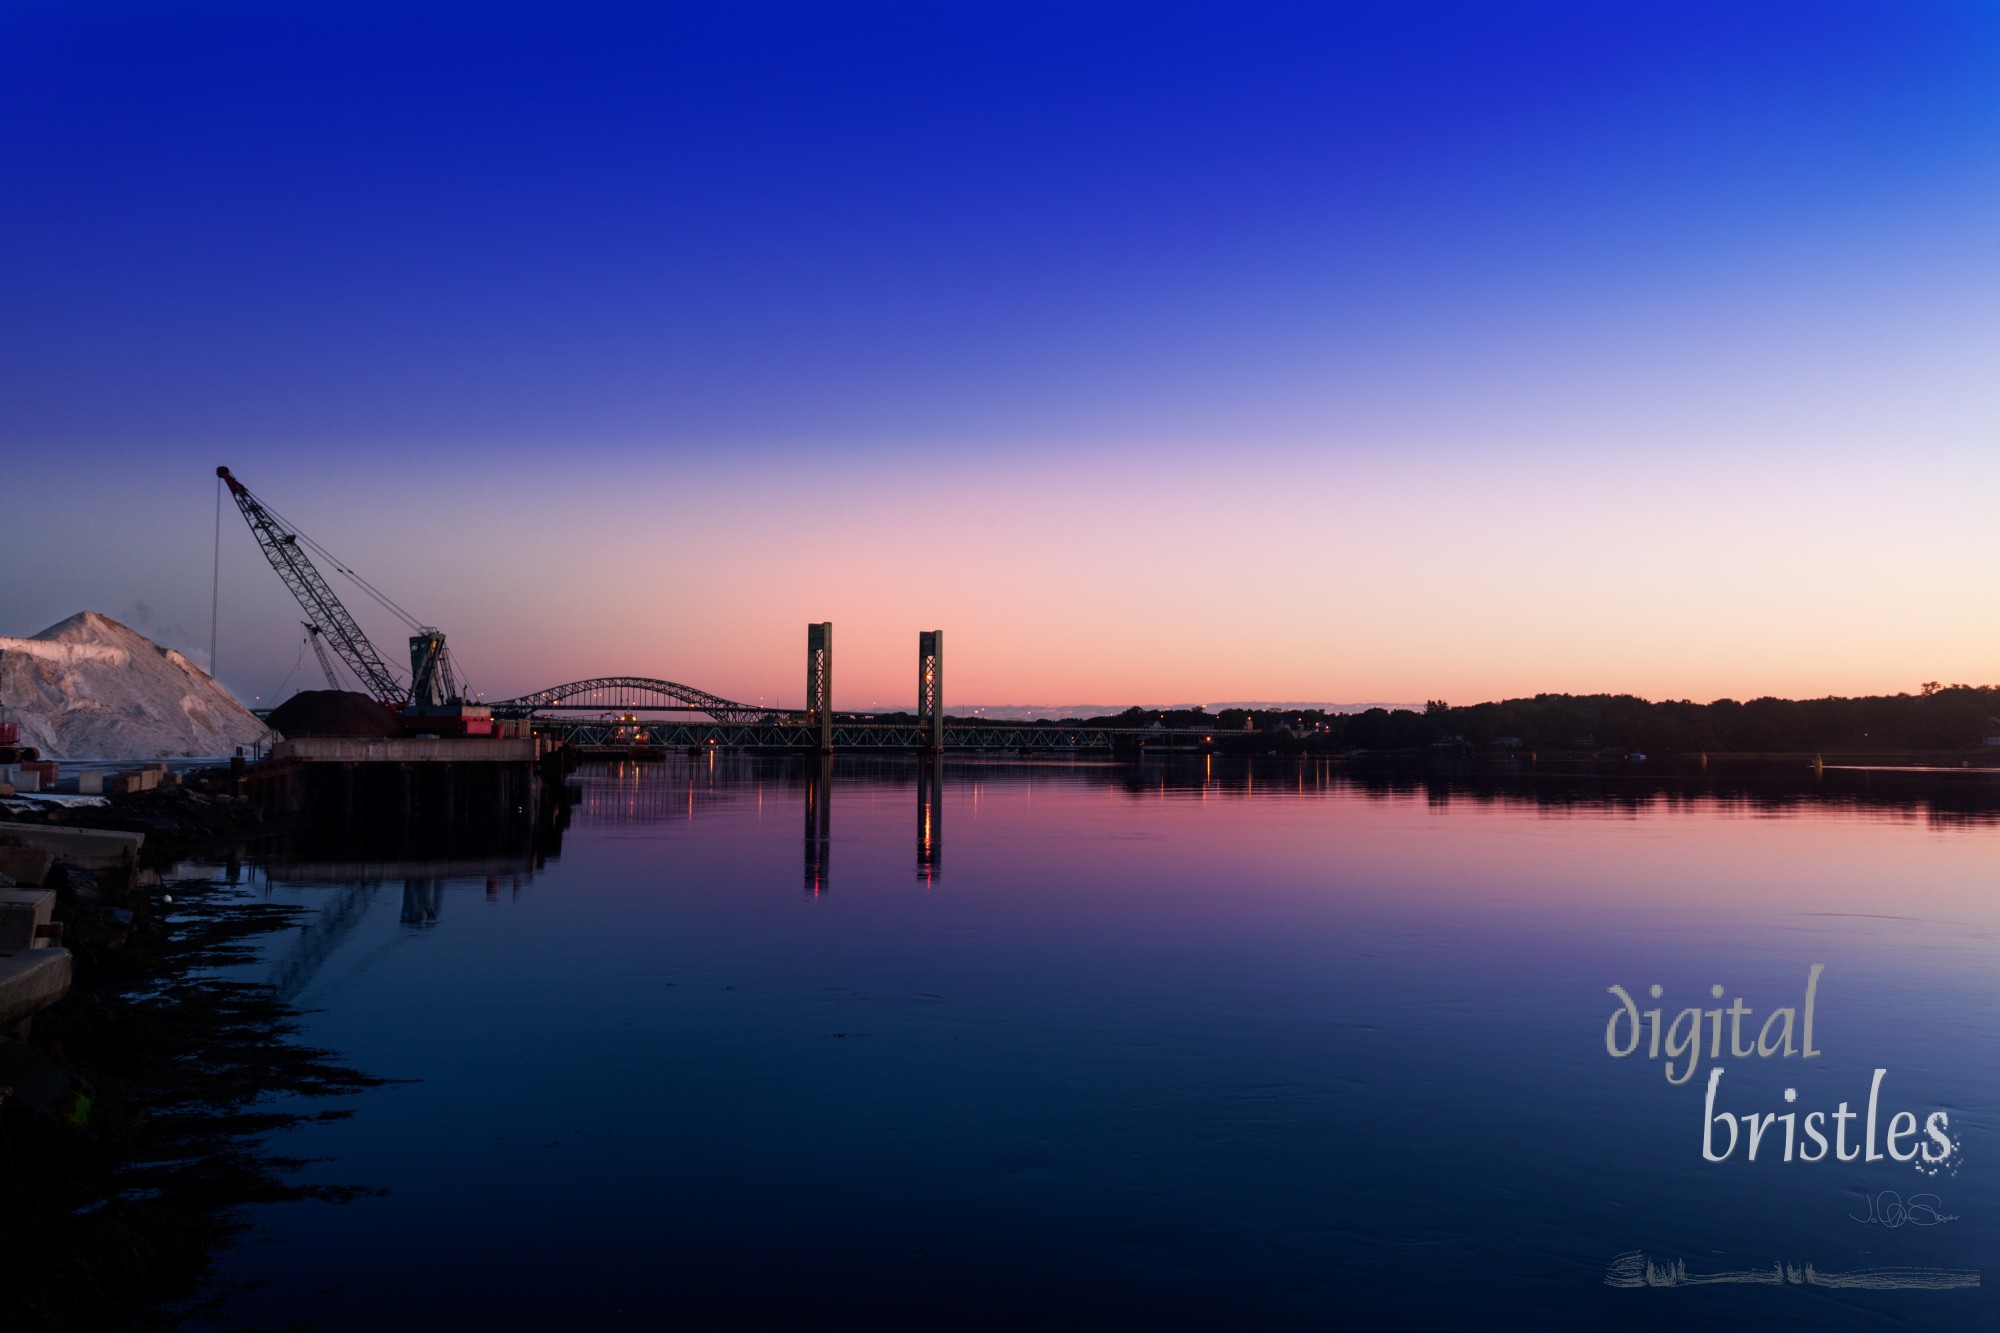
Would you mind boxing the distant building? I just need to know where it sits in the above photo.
[1492,736,1522,748]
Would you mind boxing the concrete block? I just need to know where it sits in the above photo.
[0,848,54,888]
[0,890,55,951]
[0,948,72,1029]
[76,772,104,795]
[0,823,144,871]
[108,769,161,794]
[1,768,37,794]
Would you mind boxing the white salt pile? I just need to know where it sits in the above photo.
[0,612,268,759]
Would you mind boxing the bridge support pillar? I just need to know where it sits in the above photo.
[806,622,833,753]
[917,630,943,752]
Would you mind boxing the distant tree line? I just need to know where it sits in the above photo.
[1068,685,2000,755]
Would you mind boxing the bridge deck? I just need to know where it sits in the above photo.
[527,716,1214,751]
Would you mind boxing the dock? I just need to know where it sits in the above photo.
[245,735,548,823]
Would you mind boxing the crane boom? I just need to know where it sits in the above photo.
[304,623,343,690]
[217,467,409,706]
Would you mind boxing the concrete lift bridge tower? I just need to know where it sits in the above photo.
[806,622,832,754]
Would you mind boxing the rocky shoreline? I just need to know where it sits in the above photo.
[1,787,387,1332]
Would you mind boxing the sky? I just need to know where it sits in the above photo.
[3,1,1996,711]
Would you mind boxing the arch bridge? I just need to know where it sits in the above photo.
[488,630,1214,753]
[488,677,775,725]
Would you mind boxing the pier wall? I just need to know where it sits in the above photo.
[248,737,543,826]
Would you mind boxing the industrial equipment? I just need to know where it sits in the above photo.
[304,623,342,691]
[217,466,490,733]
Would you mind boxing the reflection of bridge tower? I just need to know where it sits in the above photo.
[916,758,941,883]
[804,756,832,895]
[401,876,442,925]
[806,622,833,754]
[917,630,943,752]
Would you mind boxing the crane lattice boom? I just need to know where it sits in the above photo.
[218,467,409,706]
[304,623,343,691]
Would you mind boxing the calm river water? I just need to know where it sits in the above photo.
[193,756,1999,1329]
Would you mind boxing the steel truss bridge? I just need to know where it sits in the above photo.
[522,715,1212,752]
[488,677,1212,752]
[489,677,772,724]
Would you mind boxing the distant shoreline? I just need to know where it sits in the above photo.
[907,688,2000,760]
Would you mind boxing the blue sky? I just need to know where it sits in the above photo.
[3,2,1996,704]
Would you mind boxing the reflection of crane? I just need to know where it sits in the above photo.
[266,879,380,1001]
[304,623,343,690]
[217,466,467,712]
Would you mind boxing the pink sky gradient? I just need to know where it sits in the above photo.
[7,5,1994,711]
[5,435,1993,712]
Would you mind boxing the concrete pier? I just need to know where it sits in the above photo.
[0,948,72,1030]
[0,822,145,875]
[0,890,57,951]
[247,736,542,822]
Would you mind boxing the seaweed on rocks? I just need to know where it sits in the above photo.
[1,871,393,1332]
[2,785,273,865]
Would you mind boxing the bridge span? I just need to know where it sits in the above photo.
[521,715,1211,753]
[487,625,1214,754]
[489,676,771,724]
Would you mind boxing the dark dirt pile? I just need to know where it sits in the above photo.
[266,690,398,740]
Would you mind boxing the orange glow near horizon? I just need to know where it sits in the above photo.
[6,443,1996,711]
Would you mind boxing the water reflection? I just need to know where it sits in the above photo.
[917,757,941,885]
[559,752,2000,901]
[200,751,2000,1331]
[569,750,2000,834]
[805,755,832,895]
[401,877,442,926]
[578,755,954,892]
[1339,756,2000,827]
[267,879,376,1000]
[248,792,563,1000]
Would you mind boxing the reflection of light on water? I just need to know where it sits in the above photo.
[204,752,2000,1329]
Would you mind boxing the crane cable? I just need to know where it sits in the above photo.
[210,474,222,681]
[228,476,479,699]
[269,630,311,702]
[251,491,429,633]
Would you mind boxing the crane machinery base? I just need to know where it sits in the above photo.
[218,466,497,739]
